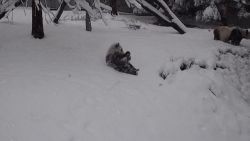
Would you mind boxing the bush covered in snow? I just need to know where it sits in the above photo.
[167,0,250,23]
[201,3,221,22]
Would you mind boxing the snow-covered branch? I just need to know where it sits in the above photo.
[0,0,23,13]
[0,0,26,19]
[125,0,142,9]
[68,0,107,25]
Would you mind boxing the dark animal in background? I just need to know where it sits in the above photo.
[213,26,250,46]
[106,43,139,75]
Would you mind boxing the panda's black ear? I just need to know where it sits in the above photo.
[116,42,120,47]
[247,30,249,36]
[125,51,130,56]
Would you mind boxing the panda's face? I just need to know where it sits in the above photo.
[114,43,123,52]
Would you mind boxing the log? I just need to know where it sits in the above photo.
[53,0,67,24]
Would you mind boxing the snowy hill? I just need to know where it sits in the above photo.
[0,8,250,141]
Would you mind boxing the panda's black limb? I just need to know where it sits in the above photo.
[213,29,220,40]
[229,28,243,46]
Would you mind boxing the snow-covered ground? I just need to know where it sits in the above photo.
[0,8,250,141]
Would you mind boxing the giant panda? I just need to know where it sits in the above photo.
[106,42,139,75]
[213,26,250,46]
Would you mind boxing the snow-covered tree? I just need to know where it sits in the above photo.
[53,0,108,30]
[0,0,110,34]
[0,0,45,38]
[201,2,221,22]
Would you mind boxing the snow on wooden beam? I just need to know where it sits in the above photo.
[136,0,171,23]
[157,0,187,33]
[135,0,186,34]
[100,2,112,11]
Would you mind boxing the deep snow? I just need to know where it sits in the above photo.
[0,8,250,141]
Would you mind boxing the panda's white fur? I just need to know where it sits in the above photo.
[106,42,124,66]
[214,26,250,45]
[214,26,233,42]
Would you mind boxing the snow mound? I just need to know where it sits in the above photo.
[216,46,250,106]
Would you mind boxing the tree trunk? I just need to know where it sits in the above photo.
[85,11,92,31]
[110,0,118,15]
[53,0,67,24]
[32,0,44,39]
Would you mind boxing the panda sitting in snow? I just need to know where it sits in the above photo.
[106,43,139,75]
[213,26,250,46]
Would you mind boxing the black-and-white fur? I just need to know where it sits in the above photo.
[214,26,250,46]
[106,43,139,75]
